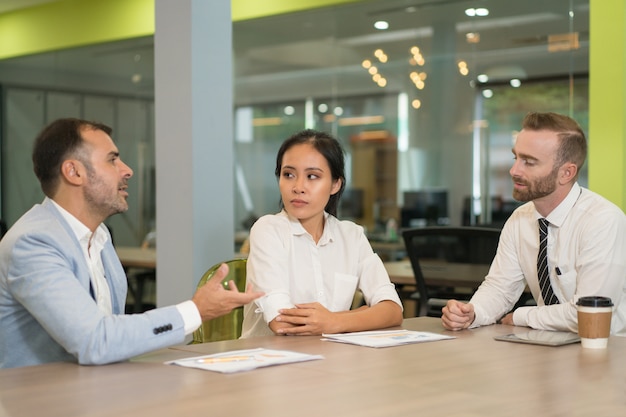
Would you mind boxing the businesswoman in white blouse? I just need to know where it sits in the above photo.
[241,130,403,338]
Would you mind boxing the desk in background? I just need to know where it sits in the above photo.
[115,247,248,312]
[369,238,406,261]
[384,259,489,288]
[385,259,489,317]
[2,317,625,416]
[385,259,531,312]
[116,246,156,269]
[116,246,156,312]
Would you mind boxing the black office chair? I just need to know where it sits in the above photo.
[0,218,7,240]
[401,226,501,317]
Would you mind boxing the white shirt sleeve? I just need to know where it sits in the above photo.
[354,231,403,309]
[175,300,202,335]
[470,216,527,327]
[246,215,296,324]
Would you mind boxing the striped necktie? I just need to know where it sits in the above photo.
[538,218,559,305]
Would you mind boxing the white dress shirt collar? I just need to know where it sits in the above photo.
[538,182,582,227]
[281,209,334,246]
[48,197,113,315]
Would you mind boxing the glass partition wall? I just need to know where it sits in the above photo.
[0,0,589,245]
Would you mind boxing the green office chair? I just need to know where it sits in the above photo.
[191,258,248,343]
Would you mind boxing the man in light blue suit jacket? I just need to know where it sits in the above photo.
[0,118,262,368]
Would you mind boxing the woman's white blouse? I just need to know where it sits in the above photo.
[240,210,402,338]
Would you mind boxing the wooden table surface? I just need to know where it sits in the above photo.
[2,317,625,416]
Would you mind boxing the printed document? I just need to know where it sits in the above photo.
[166,348,323,373]
[322,329,454,348]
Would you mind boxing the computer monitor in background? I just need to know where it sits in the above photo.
[401,190,449,227]
[338,188,364,220]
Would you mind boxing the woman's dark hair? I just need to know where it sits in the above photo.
[275,129,346,216]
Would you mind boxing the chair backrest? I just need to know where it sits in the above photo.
[401,226,501,316]
[191,258,248,343]
[0,218,7,240]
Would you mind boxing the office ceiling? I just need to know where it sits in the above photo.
[0,0,589,104]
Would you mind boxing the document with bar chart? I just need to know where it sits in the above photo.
[165,348,323,373]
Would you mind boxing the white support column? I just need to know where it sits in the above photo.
[154,0,234,306]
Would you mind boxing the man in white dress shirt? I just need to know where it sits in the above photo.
[442,112,626,335]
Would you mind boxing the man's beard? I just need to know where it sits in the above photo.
[511,166,559,202]
[84,169,129,219]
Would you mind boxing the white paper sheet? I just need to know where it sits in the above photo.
[321,329,455,348]
[165,348,324,373]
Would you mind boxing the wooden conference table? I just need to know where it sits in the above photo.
[2,317,625,416]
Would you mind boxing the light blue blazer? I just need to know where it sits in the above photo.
[0,199,185,368]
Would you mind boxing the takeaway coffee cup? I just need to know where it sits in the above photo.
[576,296,613,349]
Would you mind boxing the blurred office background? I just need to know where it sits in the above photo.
[0,0,590,247]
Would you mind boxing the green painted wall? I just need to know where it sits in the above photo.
[588,0,626,209]
[0,0,154,59]
[0,0,364,60]
[232,0,362,21]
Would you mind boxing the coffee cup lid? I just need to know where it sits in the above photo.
[576,296,613,307]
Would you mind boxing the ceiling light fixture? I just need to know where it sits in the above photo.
[465,8,489,17]
[374,20,389,30]
[465,32,480,43]
[374,48,388,63]
[458,61,469,76]
[362,49,390,88]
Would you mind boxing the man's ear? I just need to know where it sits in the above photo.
[559,162,578,185]
[61,160,84,185]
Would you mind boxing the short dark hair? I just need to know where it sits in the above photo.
[522,112,587,173]
[32,118,112,197]
[275,129,346,217]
